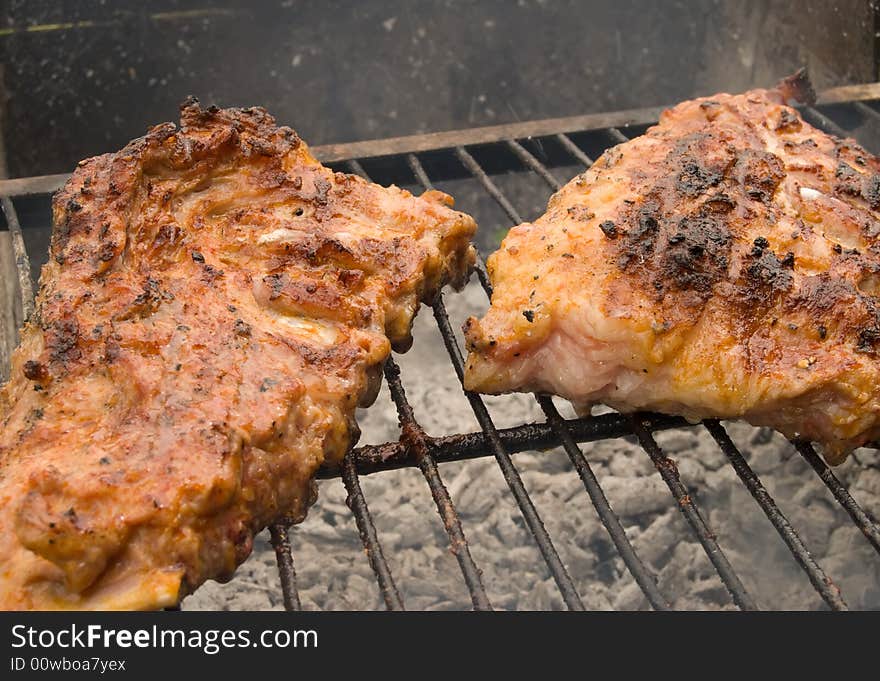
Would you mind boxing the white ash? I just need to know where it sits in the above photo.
[184,281,880,611]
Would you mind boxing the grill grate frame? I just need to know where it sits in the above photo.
[3,84,880,611]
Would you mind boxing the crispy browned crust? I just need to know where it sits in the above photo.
[0,99,475,610]
[464,77,880,462]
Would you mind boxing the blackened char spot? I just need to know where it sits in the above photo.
[668,133,731,198]
[775,108,802,132]
[704,193,736,213]
[734,149,785,203]
[264,273,288,300]
[657,211,731,297]
[201,264,224,285]
[835,162,862,198]
[154,224,182,248]
[617,208,659,269]
[744,250,794,297]
[314,177,332,206]
[785,274,856,316]
[599,220,618,239]
[676,159,722,197]
[862,174,880,209]
[615,201,732,305]
[857,325,880,354]
[52,214,73,264]
[47,319,81,365]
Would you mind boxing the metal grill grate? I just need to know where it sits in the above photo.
[3,83,880,611]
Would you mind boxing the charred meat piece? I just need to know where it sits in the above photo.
[464,72,880,463]
[0,99,475,609]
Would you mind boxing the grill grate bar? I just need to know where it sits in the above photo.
[801,106,849,139]
[630,416,758,610]
[0,197,34,322]
[794,441,880,555]
[341,449,405,610]
[506,140,562,191]
[607,128,630,144]
[268,523,301,611]
[383,356,493,610]
[554,134,594,168]
[456,140,757,609]
[454,147,524,224]
[853,100,880,123]
[349,160,492,610]
[704,421,847,610]
[336,411,689,477]
[406,153,434,190]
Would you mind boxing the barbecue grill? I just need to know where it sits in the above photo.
[2,82,880,612]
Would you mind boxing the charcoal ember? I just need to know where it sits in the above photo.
[690,578,732,604]
[376,506,438,550]
[602,475,671,517]
[612,578,650,611]
[634,512,683,567]
[782,452,810,477]
[657,542,727,605]
[675,457,705,486]
[490,592,519,610]
[823,526,880,609]
[445,459,490,498]
[453,467,499,518]
[560,472,592,502]
[581,583,614,611]
[608,447,655,477]
[402,573,457,602]
[585,438,618,463]
[702,465,737,494]
[404,596,438,610]
[493,509,528,546]
[297,518,347,543]
[496,545,542,572]
[854,448,880,467]
[792,478,832,506]
[654,430,700,454]
[674,595,732,611]
[853,468,880,517]
[747,445,785,474]
[520,469,562,492]
[749,427,776,446]
[344,574,378,609]
[563,542,598,581]
[521,578,564,610]
[796,501,838,556]
[424,600,459,611]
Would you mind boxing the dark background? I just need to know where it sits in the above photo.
[0,0,878,178]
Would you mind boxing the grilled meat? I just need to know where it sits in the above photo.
[464,72,880,463]
[0,99,476,610]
